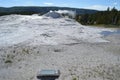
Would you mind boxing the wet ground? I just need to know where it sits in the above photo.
[101,29,120,36]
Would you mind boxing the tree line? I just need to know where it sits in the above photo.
[76,7,120,26]
[0,11,37,16]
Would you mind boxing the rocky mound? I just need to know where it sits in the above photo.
[43,11,63,18]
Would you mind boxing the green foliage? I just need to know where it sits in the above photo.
[4,54,14,64]
[76,7,120,27]
[22,49,29,54]
[5,60,12,63]
[72,77,77,80]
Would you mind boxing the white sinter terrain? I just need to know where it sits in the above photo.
[0,12,120,80]
[0,12,113,46]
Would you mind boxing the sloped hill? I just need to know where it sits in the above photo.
[0,14,112,47]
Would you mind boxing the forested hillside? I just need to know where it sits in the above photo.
[0,6,97,16]
[76,7,120,27]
